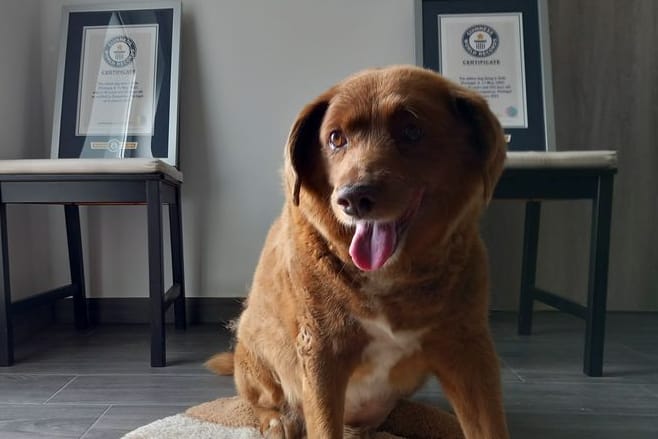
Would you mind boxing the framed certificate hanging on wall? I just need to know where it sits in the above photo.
[416,0,555,151]
[51,1,181,165]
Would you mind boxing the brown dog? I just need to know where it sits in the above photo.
[207,65,509,439]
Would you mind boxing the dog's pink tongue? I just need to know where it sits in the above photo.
[349,222,397,271]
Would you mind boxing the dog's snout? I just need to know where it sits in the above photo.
[336,185,376,218]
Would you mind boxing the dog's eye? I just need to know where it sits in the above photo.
[403,124,423,142]
[328,130,348,150]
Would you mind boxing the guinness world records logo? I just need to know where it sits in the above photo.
[462,24,499,57]
[103,35,137,68]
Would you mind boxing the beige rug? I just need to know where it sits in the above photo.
[122,396,464,438]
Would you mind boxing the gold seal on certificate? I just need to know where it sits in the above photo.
[438,14,527,129]
[77,24,159,137]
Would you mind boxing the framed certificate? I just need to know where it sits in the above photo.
[51,1,181,165]
[416,0,555,151]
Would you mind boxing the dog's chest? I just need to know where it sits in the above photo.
[344,317,427,426]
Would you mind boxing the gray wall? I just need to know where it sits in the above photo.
[1,0,656,310]
[486,0,658,311]
[0,0,70,301]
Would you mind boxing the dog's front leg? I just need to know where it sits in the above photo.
[428,329,509,439]
[297,324,350,439]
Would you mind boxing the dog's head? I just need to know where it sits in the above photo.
[284,65,506,272]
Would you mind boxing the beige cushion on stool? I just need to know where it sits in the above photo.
[0,158,183,182]
[505,151,618,170]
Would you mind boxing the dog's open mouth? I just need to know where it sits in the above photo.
[348,191,424,271]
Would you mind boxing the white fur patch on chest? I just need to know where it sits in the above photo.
[344,317,426,425]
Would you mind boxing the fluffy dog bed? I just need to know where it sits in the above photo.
[122,396,464,438]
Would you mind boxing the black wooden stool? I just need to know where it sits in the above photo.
[0,158,186,367]
[495,151,617,377]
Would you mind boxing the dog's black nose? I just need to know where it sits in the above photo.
[336,185,376,217]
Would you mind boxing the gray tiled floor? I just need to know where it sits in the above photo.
[0,312,657,438]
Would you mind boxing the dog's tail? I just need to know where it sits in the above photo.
[204,352,235,376]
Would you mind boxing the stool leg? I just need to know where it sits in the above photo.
[169,186,186,330]
[518,201,541,335]
[147,181,166,367]
[0,203,13,366]
[584,175,614,377]
[65,205,88,330]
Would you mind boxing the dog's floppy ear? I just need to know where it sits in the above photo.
[284,90,334,206]
[451,88,507,203]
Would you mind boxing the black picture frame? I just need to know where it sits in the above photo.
[418,0,554,151]
[51,1,181,166]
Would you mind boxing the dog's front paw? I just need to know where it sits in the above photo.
[263,417,286,439]
[259,411,304,439]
